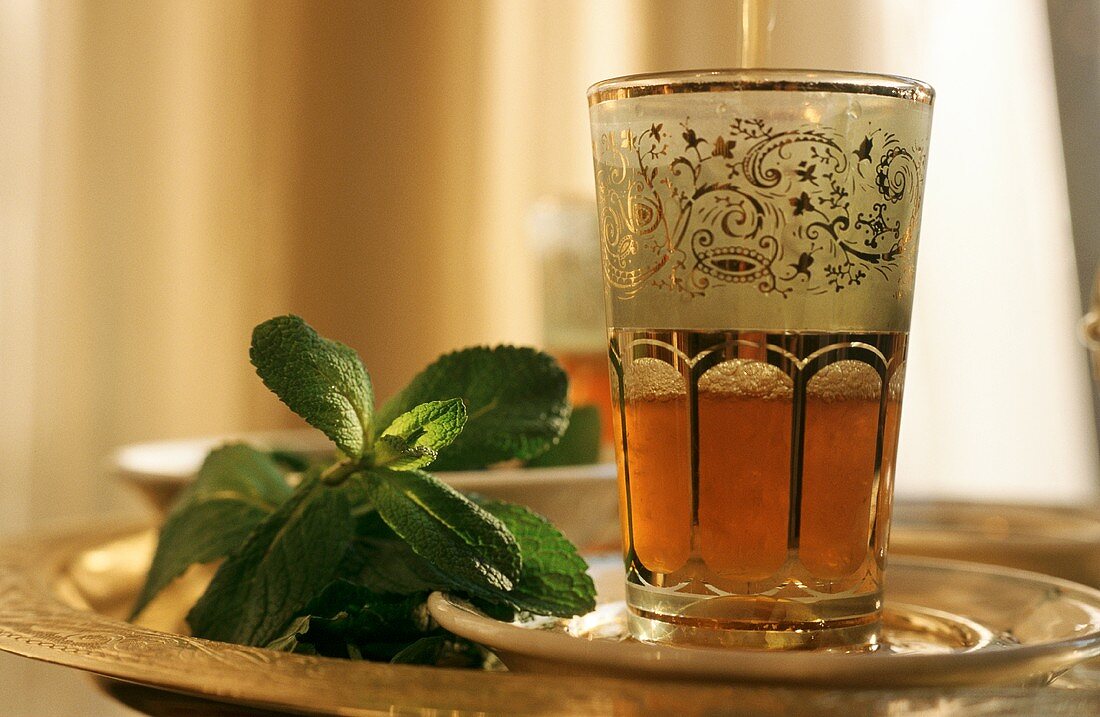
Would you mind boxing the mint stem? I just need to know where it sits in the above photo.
[321,461,361,487]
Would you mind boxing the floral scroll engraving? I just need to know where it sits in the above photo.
[593,117,927,298]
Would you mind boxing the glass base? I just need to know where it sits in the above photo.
[626,582,882,649]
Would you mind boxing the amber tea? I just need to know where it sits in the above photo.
[611,328,905,647]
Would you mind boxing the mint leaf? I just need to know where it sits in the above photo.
[388,635,450,664]
[344,493,593,618]
[341,512,447,594]
[268,449,312,472]
[266,579,431,660]
[133,500,268,618]
[268,611,426,661]
[369,467,521,593]
[183,443,293,506]
[374,435,437,472]
[297,579,430,634]
[375,399,466,470]
[186,474,354,646]
[250,315,373,458]
[474,500,596,617]
[389,635,488,667]
[375,346,569,470]
[341,513,537,625]
[525,404,602,467]
[265,615,317,654]
[351,494,595,617]
[130,445,291,617]
[349,533,445,594]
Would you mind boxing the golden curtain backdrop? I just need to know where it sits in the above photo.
[2,0,1095,538]
[2,0,656,535]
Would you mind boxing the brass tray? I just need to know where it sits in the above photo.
[3,522,1100,716]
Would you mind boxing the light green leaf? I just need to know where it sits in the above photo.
[375,398,466,470]
[373,435,437,471]
[250,315,373,458]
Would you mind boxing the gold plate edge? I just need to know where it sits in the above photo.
[2,522,1099,715]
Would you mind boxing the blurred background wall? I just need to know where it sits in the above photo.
[1,0,1098,539]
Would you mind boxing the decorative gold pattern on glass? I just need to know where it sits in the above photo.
[595,120,926,296]
[590,76,933,333]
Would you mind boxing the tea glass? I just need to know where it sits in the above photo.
[588,70,934,648]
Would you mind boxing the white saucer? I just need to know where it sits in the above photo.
[429,555,1100,688]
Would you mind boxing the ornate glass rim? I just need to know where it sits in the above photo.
[587,68,934,107]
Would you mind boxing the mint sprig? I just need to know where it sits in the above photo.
[134,315,596,667]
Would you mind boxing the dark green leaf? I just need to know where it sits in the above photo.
[388,635,449,665]
[250,315,373,458]
[184,443,293,506]
[474,500,596,617]
[130,445,291,618]
[186,475,355,646]
[525,404,602,467]
[375,346,569,470]
[375,398,467,470]
[133,499,267,618]
[265,615,314,653]
[290,579,430,636]
[265,580,430,660]
[371,467,521,593]
[268,449,312,472]
[345,492,592,618]
[342,514,448,595]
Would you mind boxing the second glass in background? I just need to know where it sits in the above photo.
[529,197,615,451]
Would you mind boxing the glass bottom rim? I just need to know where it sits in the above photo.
[628,603,882,633]
[627,607,883,650]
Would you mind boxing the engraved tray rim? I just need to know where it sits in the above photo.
[3,521,1100,716]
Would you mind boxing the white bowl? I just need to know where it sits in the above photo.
[109,429,620,550]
